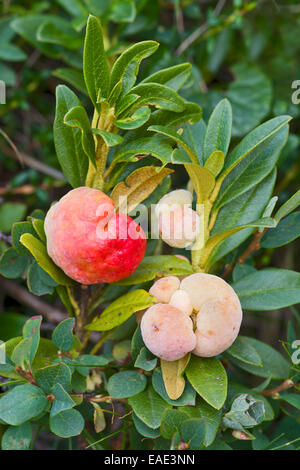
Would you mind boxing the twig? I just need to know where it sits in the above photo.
[261,379,295,397]
[175,0,226,55]
[1,277,66,323]
[222,229,267,280]
[0,232,11,244]
[0,142,65,181]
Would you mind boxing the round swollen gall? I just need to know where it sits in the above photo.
[140,303,196,361]
[149,276,180,303]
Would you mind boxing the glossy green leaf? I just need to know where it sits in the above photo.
[116,255,193,285]
[226,336,262,366]
[132,414,160,439]
[128,385,169,429]
[1,422,32,450]
[54,85,88,187]
[232,268,300,310]
[261,212,300,248]
[92,129,123,146]
[215,124,289,209]
[274,189,300,222]
[35,364,72,394]
[152,368,196,407]
[50,383,76,417]
[107,371,147,398]
[160,409,190,439]
[50,409,84,438]
[208,169,276,268]
[83,15,109,105]
[52,318,75,353]
[20,233,72,286]
[186,356,228,409]
[181,418,206,449]
[134,347,157,371]
[130,83,185,112]
[86,289,155,331]
[22,315,42,364]
[0,384,47,426]
[141,63,192,91]
[115,106,151,130]
[12,221,37,255]
[197,399,222,447]
[27,262,57,296]
[64,105,96,165]
[0,203,26,233]
[203,99,232,162]
[0,248,29,279]
[228,337,290,379]
[109,41,158,95]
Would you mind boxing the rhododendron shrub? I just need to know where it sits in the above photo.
[0,14,299,452]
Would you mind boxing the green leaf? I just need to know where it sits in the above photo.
[218,115,291,196]
[12,221,37,255]
[227,64,272,137]
[74,354,111,376]
[279,393,300,410]
[53,68,87,95]
[134,347,157,371]
[180,418,206,449]
[1,422,32,450]
[92,129,123,147]
[27,262,57,296]
[197,399,222,447]
[115,106,151,130]
[208,169,276,268]
[54,85,88,187]
[228,337,290,379]
[0,62,16,85]
[11,337,33,368]
[226,336,262,366]
[160,355,190,401]
[186,357,228,410]
[107,371,147,398]
[181,120,206,165]
[148,124,198,162]
[130,83,185,112]
[52,318,75,353]
[222,394,265,431]
[0,248,29,279]
[86,289,155,331]
[20,233,72,286]
[0,384,47,425]
[149,103,202,129]
[109,41,159,95]
[35,364,72,393]
[0,203,26,233]
[50,409,84,438]
[110,166,173,214]
[131,325,144,362]
[232,268,300,310]
[274,189,300,222]
[203,99,232,162]
[132,414,160,438]
[32,219,47,243]
[160,409,190,439]
[128,385,169,429]
[215,124,289,210]
[51,384,76,417]
[152,368,196,407]
[261,212,300,248]
[204,150,224,177]
[83,15,109,105]
[184,162,215,203]
[23,315,42,364]
[116,255,193,285]
[141,63,192,91]
[0,313,26,342]
[203,217,276,263]
[64,105,96,166]
[113,135,177,166]
[115,93,140,116]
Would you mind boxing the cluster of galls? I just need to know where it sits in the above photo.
[141,273,242,361]
[44,186,242,361]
